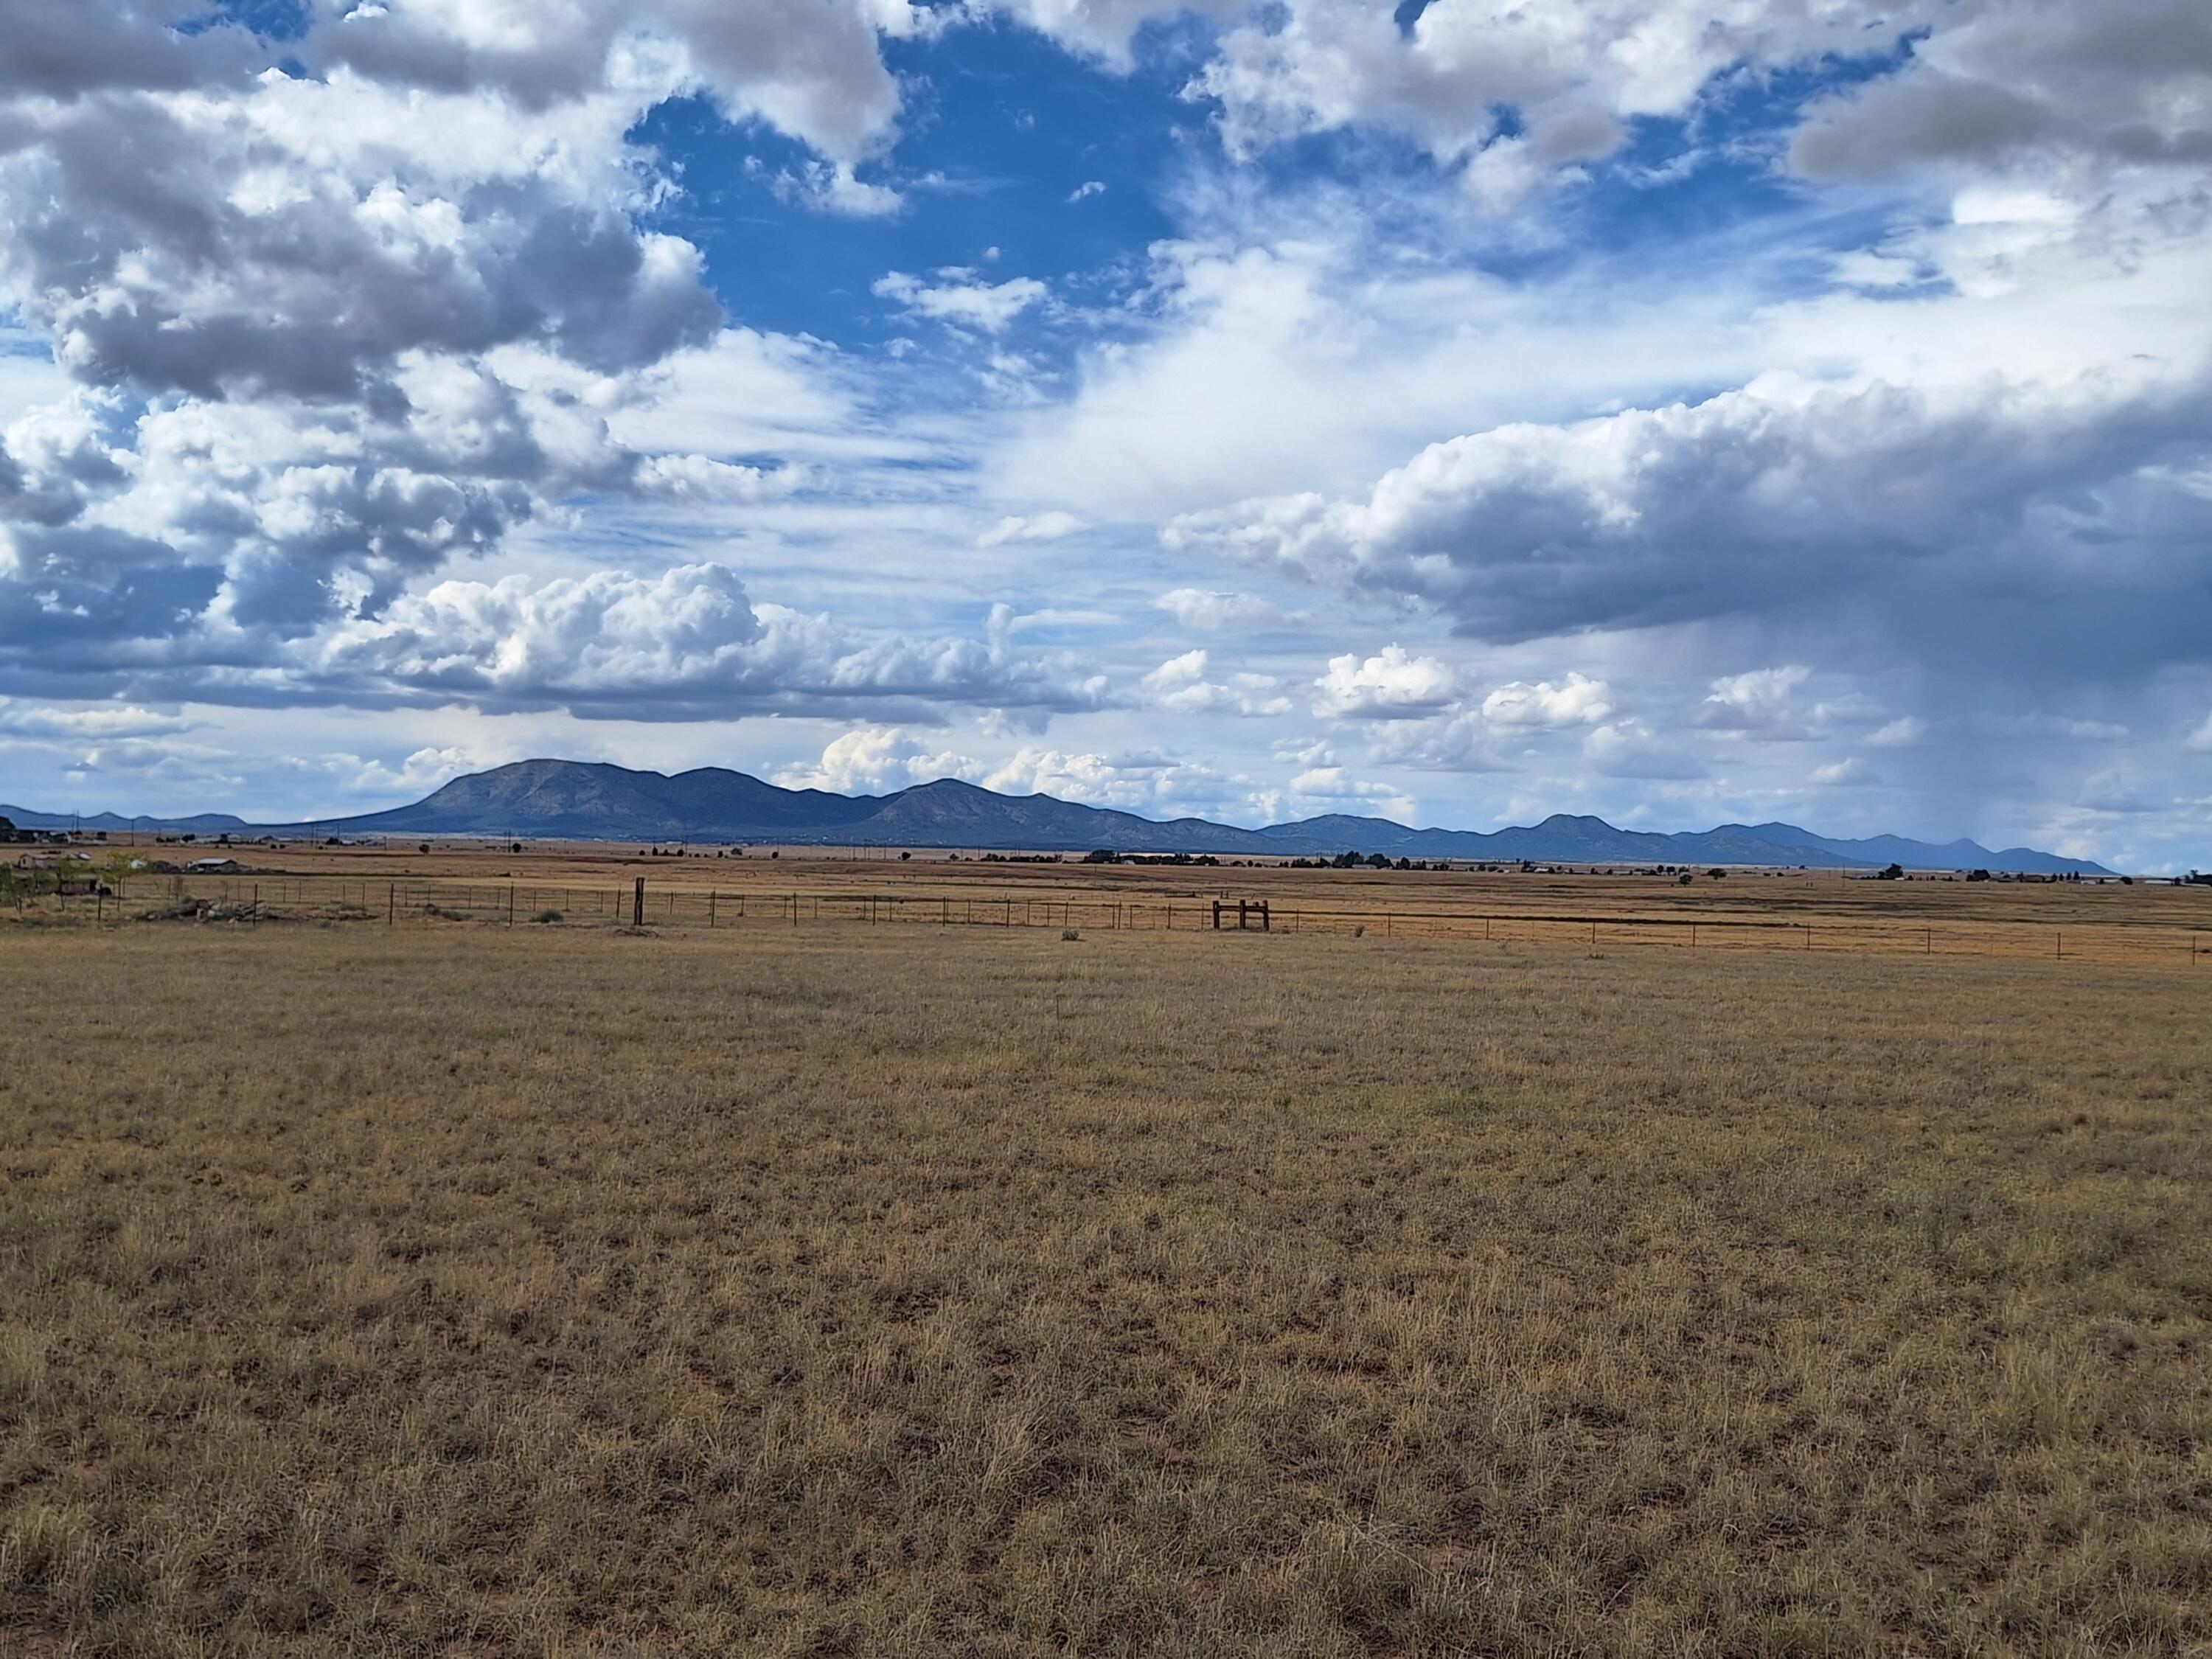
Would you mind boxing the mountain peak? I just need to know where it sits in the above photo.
[2,759,2112,874]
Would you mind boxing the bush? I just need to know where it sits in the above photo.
[531,909,563,924]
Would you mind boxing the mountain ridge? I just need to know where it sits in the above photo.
[1,759,2114,874]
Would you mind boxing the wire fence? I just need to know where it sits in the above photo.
[9,872,2211,969]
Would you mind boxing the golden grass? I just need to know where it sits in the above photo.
[33,842,2212,968]
[2,925,2209,1656]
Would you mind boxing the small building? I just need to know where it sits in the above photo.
[14,850,60,871]
[187,856,244,874]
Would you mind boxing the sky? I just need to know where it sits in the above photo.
[1,0,2208,869]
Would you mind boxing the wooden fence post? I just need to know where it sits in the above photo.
[633,877,644,928]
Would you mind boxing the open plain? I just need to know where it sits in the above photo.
[18,839,2212,965]
[2,909,2209,1657]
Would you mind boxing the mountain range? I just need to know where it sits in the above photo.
[1,759,2113,874]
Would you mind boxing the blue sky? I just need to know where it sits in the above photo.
[1,0,2209,868]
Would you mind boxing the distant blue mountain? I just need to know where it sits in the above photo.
[1,759,2114,874]
[1,805,253,835]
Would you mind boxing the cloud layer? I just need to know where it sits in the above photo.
[2,0,2209,869]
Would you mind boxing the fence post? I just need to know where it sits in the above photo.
[633,877,645,928]
[508,884,515,927]
[709,890,717,928]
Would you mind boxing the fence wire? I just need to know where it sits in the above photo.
[10,872,2208,970]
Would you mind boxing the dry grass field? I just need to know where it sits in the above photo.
[27,838,2212,965]
[2,921,2210,1657]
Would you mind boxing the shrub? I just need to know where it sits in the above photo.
[532,909,563,924]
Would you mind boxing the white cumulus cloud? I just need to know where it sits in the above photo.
[1312,644,1458,720]
[1480,671,1613,730]
[874,268,1049,333]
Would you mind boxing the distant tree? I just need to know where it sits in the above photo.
[1365,853,1391,869]
[1707,869,1726,880]
[1878,863,1904,880]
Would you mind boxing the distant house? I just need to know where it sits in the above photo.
[187,856,244,874]
[14,850,60,871]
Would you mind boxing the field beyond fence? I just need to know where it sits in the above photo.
[13,866,2211,969]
